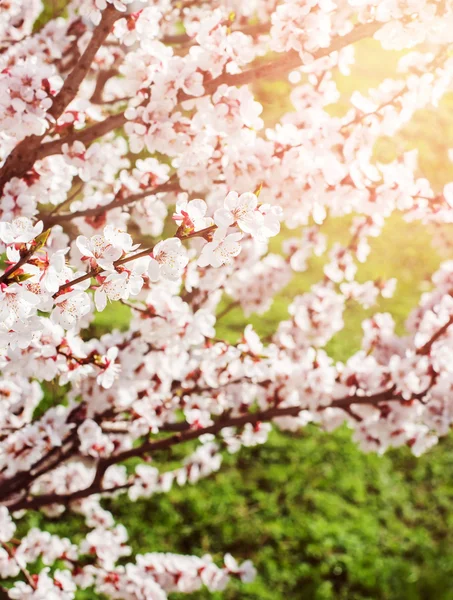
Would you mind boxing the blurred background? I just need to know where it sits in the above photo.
[29,4,453,599]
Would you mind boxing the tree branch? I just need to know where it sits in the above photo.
[417,315,453,355]
[37,111,128,163]
[43,178,181,226]
[54,222,216,295]
[1,542,36,589]
[161,21,272,47]
[3,381,422,512]
[0,5,121,195]
[49,6,121,120]
[32,21,383,169]
[0,229,50,284]
[3,405,303,511]
[90,69,119,105]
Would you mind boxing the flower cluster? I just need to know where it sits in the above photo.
[0,60,62,144]
[1,0,453,597]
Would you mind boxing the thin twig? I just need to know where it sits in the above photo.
[44,178,180,226]
[1,542,37,589]
[216,301,240,320]
[0,230,50,284]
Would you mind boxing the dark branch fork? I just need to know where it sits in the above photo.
[0,5,122,196]
[41,178,181,226]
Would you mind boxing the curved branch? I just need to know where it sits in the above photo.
[43,178,181,226]
[54,223,216,294]
[37,111,128,162]
[33,21,383,167]
[4,382,422,512]
[417,315,453,355]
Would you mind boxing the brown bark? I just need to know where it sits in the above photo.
[0,6,121,195]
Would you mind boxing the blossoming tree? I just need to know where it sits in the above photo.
[1,0,453,596]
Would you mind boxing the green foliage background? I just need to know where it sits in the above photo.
[27,4,453,598]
